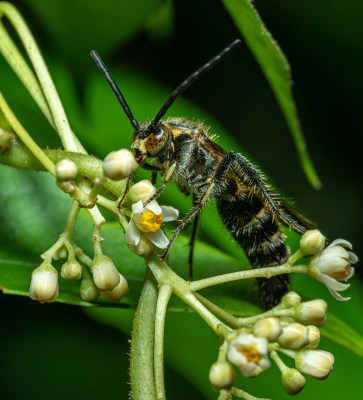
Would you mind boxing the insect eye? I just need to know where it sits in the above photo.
[145,125,168,156]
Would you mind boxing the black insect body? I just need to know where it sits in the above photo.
[91,40,308,309]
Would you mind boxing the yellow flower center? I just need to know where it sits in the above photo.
[329,263,351,278]
[239,344,260,363]
[138,209,162,232]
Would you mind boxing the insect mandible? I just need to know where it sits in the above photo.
[91,40,310,309]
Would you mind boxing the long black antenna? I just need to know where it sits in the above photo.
[152,39,242,126]
[90,50,140,131]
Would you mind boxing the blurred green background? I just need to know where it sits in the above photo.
[1,0,362,399]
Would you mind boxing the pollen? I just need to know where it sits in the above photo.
[238,343,261,363]
[138,209,163,232]
[329,263,351,279]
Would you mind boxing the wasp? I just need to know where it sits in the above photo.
[91,39,311,309]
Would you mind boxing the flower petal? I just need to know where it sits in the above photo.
[317,273,350,291]
[132,201,144,214]
[146,229,169,248]
[145,200,162,215]
[125,220,141,246]
[328,288,351,301]
[347,251,359,264]
[160,205,179,222]
[327,239,353,250]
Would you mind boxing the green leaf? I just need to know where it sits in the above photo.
[222,0,321,189]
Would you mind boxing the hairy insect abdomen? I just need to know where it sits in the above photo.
[217,194,289,309]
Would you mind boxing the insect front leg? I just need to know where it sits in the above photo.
[188,195,200,281]
[143,162,177,207]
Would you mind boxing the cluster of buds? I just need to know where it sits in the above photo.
[209,292,335,396]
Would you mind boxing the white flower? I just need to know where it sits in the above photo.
[295,299,327,327]
[281,367,306,395]
[308,239,358,301]
[227,333,270,377]
[29,264,59,303]
[295,349,334,380]
[125,200,179,254]
[209,361,236,390]
[103,149,138,180]
[91,255,120,291]
[253,318,282,342]
[101,273,129,302]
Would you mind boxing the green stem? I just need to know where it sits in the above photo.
[190,264,308,292]
[130,268,158,400]
[0,92,55,175]
[0,137,125,197]
[0,21,55,129]
[195,292,240,328]
[62,201,80,240]
[0,2,84,153]
[147,253,231,337]
[154,284,172,400]
[231,387,270,400]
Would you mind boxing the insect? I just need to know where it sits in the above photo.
[91,39,310,309]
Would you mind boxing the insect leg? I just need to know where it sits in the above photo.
[143,162,177,207]
[160,178,215,260]
[117,173,133,211]
[188,195,200,281]
[151,170,158,185]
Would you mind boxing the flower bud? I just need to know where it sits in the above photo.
[52,245,68,260]
[80,273,99,301]
[29,264,59,303]
[129,180,156,203]
[101,273,129,301]
[295,299,327,327]
[127,233,154,257]
[61,260,82,281]
[279,317,295,328]
[295,350,334,380]
[299,230,326,256]
[91,255,120,291]
[281,291,301,308]
[55,159,78,181]
[253,318,282,342]
[103,149,138,180]
[209,361,236,390]
[277,323,309,349]
[281,367,306,395]
[306,325,320,349]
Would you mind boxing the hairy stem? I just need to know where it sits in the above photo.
[154,284,172,400]
[130,268,158,400]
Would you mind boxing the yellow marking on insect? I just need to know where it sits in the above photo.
[170,127,193,139]
[165,163,177,181]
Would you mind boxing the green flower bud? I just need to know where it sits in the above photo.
[209,361,236,390]
[295,350,334,380]
[101,273,129,302]
[103,149,138,180]
[295,299,327,327]
[253,318,282,342]
[278,323,309,349]
[29,263,59,303]
[55,159,78,181]
[281,367,306,395]
[281,291,301,308]
[91,255,120,291]
[61,260,82,281]
[299,230,326,256]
